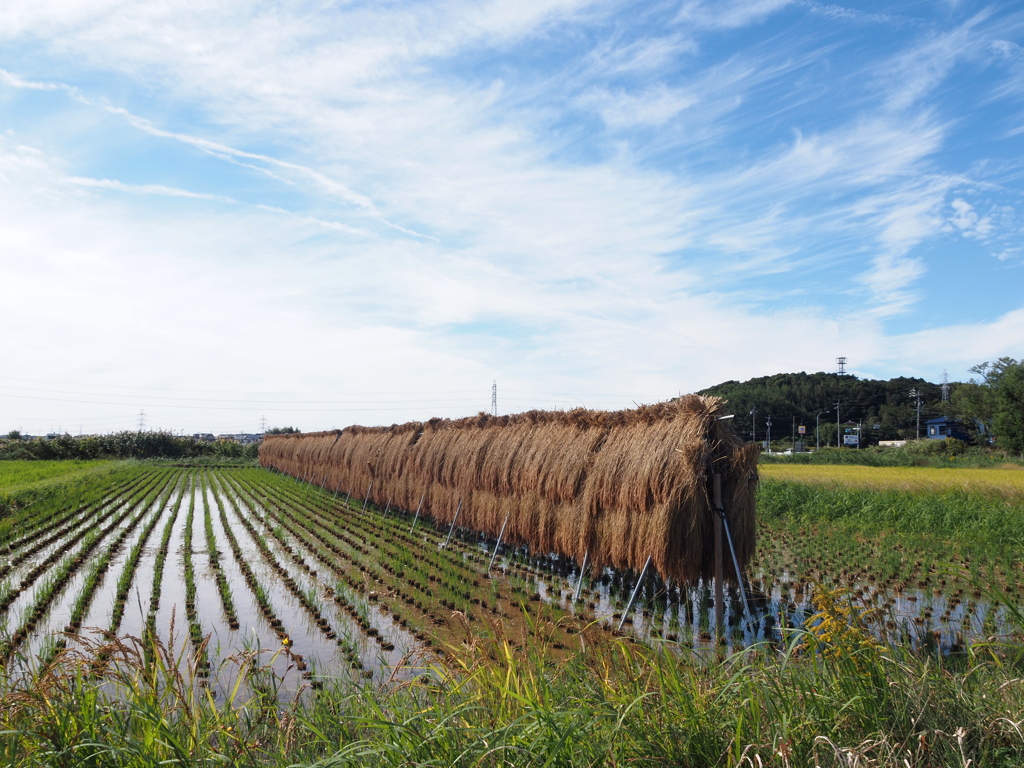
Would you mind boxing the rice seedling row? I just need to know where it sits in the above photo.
[246,471,590,654]
[210,472,364,679]
[201,472,238,630]
[0,469,172,625]
[220,471,421,669]
[0,470,157,583]
[181,473,213,677]
[0,469,148,558]
[278,476,642,636]
[144,471,186,642]
[205,470,353,691]
[52,471,179,645]
[237,472,508,643]
[74,471,180,634]
[1,470,176,662]
[107,473,184,637]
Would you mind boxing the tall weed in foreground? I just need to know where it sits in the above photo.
[0,609,1022,767]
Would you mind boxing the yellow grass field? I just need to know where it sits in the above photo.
[759,462,1024,496]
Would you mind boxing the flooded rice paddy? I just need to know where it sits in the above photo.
[1,465,1021,699]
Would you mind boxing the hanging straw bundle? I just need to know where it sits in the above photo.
[259,395,758,582]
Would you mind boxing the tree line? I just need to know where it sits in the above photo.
[0,431,260,461]
[698,358,1024,455]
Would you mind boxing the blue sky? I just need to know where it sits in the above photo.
[1,0,1022,434]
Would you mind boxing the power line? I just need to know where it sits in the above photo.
[0,376,487,396]
[0,385,490,406]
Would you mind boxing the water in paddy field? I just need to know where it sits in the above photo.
[474,536,1023,656]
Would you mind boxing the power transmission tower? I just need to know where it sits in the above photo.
[941,370,950,402]
[491,381,498,416]
[260,415,268,433]
[137,410,146,431]
[836,356,847,375]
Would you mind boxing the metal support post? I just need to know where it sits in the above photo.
[618,555,652,632]
[719,508,752,627]
[383,497,392,517]
[573,549,589,603]
[360,482,373,515]
[442,499,462,549]
[410,493,425,534]
[713,474,725,637]
[487,511,510,573]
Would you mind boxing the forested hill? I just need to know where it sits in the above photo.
[697,372,944,444]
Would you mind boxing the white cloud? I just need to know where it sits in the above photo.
[577,84,694,128]
[66,176,237,201]
[947,197,993,238]
[675,0,794,31]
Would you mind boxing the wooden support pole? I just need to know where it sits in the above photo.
[442,499,462,549]
[409,492,425,534]
[713,473,725,638]
[487,511,510,573]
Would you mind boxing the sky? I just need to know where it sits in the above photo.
[1,0,1023,435]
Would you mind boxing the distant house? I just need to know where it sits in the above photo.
[925,417,971,441]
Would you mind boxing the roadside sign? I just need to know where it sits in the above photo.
[798,425,806,435]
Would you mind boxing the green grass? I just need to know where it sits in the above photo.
[753,477,1024,617]
[1,612,1022,767]
[759,479,1024,546]
[0,459,119,492]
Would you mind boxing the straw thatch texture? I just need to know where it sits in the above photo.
[259,395,758,582]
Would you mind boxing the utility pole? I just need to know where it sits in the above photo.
[765,416,772,453]
[491,380,497,417]
[834,401,841,448]
[750,407,758,444]
[791,416,796,451]
[909,389,922,439]
[816,410,828,451]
